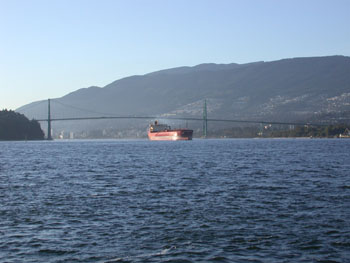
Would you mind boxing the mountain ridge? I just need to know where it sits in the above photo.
[17,55,350,136]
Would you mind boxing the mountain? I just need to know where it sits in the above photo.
[17,56,350,138]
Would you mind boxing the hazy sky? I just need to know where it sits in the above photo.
[1,0,349,110]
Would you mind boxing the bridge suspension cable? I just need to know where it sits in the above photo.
[37,113,330,126]
[51,99,119,117]
[18,100,47,113]
[40,98,331,140]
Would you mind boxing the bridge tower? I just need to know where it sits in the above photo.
[203,99,207,138]
[47,99,52,140]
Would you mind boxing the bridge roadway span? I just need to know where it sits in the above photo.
[36,115,328,127]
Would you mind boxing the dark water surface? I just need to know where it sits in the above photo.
[1,139,349,263]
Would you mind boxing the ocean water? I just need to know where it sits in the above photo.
[0,139,349,263]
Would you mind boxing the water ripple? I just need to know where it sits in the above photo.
[0,139,349,262]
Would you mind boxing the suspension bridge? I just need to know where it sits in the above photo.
[22,98,329,140]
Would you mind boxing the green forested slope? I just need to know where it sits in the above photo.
[0,110,44,140]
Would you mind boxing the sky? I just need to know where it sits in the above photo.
[1,0,350,110]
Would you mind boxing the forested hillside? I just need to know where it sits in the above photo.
[17,56,350,137]
[0,110,44,140]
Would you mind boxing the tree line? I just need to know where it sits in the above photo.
[0,110,44,140]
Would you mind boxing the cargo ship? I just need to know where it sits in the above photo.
[148,121,193,141]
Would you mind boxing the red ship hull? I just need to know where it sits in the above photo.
[148,129,193,141]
